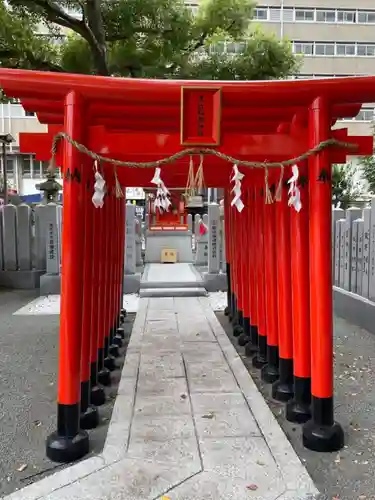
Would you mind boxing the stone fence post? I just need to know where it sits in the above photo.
[2,204,17,271]
[208,203,220,273]
[44,203,61,275]
[17,204,33,271]
[124,201,136,274]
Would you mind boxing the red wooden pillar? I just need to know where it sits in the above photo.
[229,191,237,321]
[272,166,294,401]
[117,196,127,334]
[252,172,267,368]
[79,159,99,429]
[97,170,112,386]
[46,91,89,463]
[111,193,124,347]
[89,193,106,406]
[303,96,344,452]
[286,160,312,423]
[245,178,259,356]
[224,190,232,318]
[238,186,251,345]
[261,175,280,383]
[233,197,245,336]
[102,181,117,371]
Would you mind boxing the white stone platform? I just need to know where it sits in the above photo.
[140,263,207,298]
[6,297,318,500]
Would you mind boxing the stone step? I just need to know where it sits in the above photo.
[140,280,204,290]
[140,287,207,298]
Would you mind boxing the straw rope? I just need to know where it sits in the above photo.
[50,131,357,170]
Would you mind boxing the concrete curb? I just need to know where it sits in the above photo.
[333,286,375,334]
[198,297,320,500]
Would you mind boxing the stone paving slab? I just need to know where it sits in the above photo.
[4,296,319,500]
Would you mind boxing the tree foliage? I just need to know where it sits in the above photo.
[0,0,298,80]
[360,155,375,194]
[332,163,364,209]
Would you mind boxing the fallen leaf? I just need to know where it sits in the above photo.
[202,412,215,419]
[17,464,27,472]
[246,484,258,491]
[160,496,171,500]
[33,420,41,427]
[256,460,265,466]
[180,394,187,400]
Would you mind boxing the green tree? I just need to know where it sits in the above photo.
[0,0,298,80]
[332,163,364,209]
[359,155,375,194]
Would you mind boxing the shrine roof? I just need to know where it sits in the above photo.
[0,68,374,108]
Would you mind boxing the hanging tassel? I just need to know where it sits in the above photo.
[194,154,205,192]
[264,167,273,204]
[275,164,285,202]
[230,164,245,212]
[113,166,124,199]
[185,155,196,199]
[92,160,106,208]
[287,164,302,212]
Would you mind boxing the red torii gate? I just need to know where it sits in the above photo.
[0,68,374,463]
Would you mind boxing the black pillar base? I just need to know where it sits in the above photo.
[116,327,125,339]
[238,317,250,346]
[224,306,230,317]
[261,364,279,384]
[109,344,120,358]
[233,324,243,337]
[80,405,99,430]
[303,420,344,452]
[98,368,111,386]
[286,376,311,424]
[302,396,344,452]
[261,345,279,384]
[286,401,311,424]
[272,358,294,402]
[104,355,117,372]
[46,430,89,463]
[46,403,89,463]
[112,335,123,347]
[90,385,106,406]
[238,333,249,346]
[252,353,267,369]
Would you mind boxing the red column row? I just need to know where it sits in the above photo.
[224,99,344,453]
[46,91,127,463]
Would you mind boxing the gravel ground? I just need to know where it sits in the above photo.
[217,312,375,500]
[0,288,133,498]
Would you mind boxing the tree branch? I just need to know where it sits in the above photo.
[106,27,174,42]
[0,48,65,72]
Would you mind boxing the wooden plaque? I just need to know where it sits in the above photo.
[180,86,222,146]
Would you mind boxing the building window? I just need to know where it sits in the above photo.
[336,43,356,56]
[337,10,356,23]
[295,9,314,21]
[269,8,280,21]
[25,110,35,117]
[293,42,313,55]
[21,156,31,178]
[358,11,375,23]
[254,8,267,20]
[41,161,50,176]
[357,44,375,56]
[316,9,336,22]
[315,43,335,56]
[6,158,14,178]
[356,109,374,121]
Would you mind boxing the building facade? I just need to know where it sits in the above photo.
[252,1,375,136]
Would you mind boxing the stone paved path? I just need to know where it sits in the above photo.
[7,297,318,500]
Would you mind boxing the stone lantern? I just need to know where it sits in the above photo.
[36,165,62,204]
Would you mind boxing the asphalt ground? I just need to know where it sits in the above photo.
[217,312,375,500]
[0,288,133,498]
